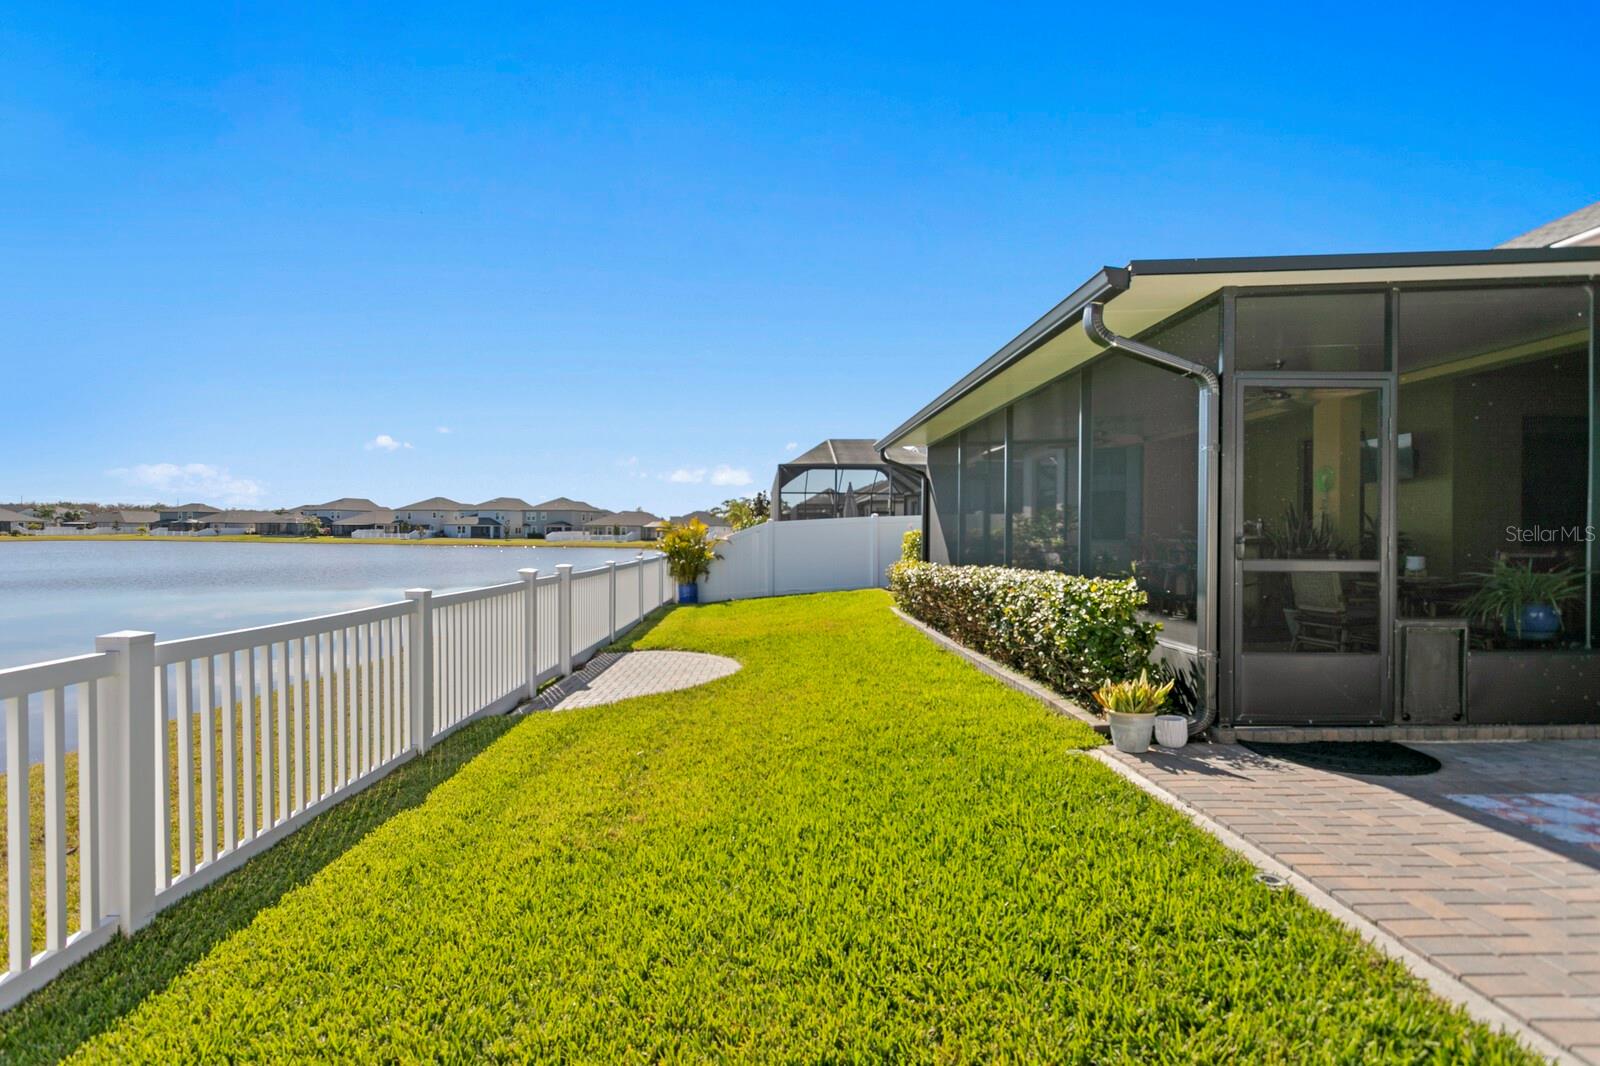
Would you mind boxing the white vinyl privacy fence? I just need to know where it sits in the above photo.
[0,555,671,1009]
[697,514,916,603]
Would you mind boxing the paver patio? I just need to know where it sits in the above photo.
[1099,740,1600,1064]
[539,649,741,710]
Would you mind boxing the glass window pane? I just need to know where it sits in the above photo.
[1087,355,1199,620]
[960,412,1006,565]
[1008,375,1079,571]
[1236,292,1387,372]
[1241,386,1380,560]
[1397,285,1591,647]
[1242,572,1381,652]
[928,437,960,561]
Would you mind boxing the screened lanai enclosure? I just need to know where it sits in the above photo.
[773,439,923,521]
[880,249,1600,730]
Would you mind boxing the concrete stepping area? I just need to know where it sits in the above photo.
[1097,741,1600,1065]
[529,650,740,711]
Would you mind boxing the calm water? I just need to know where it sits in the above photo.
[0,540,652,669]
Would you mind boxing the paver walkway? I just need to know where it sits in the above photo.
[537,650,740,710]
[1099,741,1600,1065]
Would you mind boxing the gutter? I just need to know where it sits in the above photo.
[1082,303,1220,738]
[876,442,930,561]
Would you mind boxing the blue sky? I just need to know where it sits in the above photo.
[3,3,1596,514]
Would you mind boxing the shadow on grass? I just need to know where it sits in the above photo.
[0,715,521,1066]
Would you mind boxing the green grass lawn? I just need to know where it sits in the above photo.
[17,591,1533,1062]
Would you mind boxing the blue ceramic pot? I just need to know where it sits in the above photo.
[1508,604,1561,642]
[677,582,699,605]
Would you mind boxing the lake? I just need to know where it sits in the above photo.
[0,540,653,669]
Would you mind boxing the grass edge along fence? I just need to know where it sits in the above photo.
[888,557,1159,703]
[0,555,672,1010]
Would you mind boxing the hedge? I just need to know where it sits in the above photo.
[889,561,1160,703]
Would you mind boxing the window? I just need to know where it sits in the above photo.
[1087,353,1200,620]
[1236,292,1387,372]
[1396,285,1592,648]
[1007,376,1078,571]
[959,413,1006,565]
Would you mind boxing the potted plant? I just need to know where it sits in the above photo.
[1461,559,1585,644]
[658,518,721,604]
[1092,670,1174,754]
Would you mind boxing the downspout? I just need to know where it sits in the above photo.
[877,444,929,561]
[1083,303,1220,738]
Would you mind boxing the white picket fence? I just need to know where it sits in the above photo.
[698,514,916,603]
[0,555,671,1010]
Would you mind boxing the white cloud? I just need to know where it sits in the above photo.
[663,464,754,487]
[365,434,413,452]
[784,441,799,452]
[108,462,265,507]
[436,426,452,434]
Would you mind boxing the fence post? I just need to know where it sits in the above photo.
[404,589,434,753]
[94,630,157,934]
[557,564,574,677]
[869,512,881,587]
[606,561,618,643]
[518,568,539,698]
[637,556,645,620]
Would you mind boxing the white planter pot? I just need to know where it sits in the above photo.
[1154,714,1188,749]
[1107,712,1155,754]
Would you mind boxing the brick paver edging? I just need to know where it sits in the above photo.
[1090,749,1575,1065]
[890,606,1108,735]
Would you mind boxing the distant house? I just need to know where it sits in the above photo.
[393,497,470,536]
[85,509,161,532]
[331,510,399,536]
[297,498,384,525]
[472,497,536,538]
[668,510,734,537]
[156,503,220,527]
[583,510,663,540]
[526,497,607,536]
[201,510,317,535]
[443,514,506,538]
[773,439,924,521]
[0,508,31,533]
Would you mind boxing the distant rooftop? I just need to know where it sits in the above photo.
[1499,199,1600,249]
[397,497,466,510]
[787,439,926,467]
[531,496,602,511]
[584,510,662,527]
[300,497,381,512]
[476,497,534,510]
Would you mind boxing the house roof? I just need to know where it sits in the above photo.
[877,246,1600,450]
[476,497,534,510]
[300,497,381,511]
[669,510,728,527]
[530,496,602,512]
[1500,200,1600,249]
[0,508,30,524]
[397,497,466,510]
[785,439,926,468]
[205,510,308,523]
[160,502,221,514]
[452,514,503,526]
[87,509,160,524]
[584,510,662,528]
[331,509,396,527]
